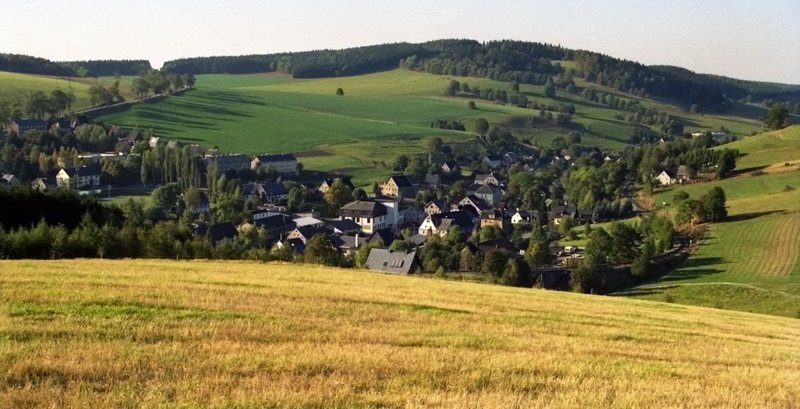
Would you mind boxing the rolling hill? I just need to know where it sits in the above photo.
[0,71,136,112]
[624,126,800,317]
[93,69,765,184]
[1,259,799,408]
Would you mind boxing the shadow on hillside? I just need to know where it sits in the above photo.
[729,165,768,177]
[172,100,254,119]
[657,257,726,282]
[725,210,786,223]
[195,90,267,107]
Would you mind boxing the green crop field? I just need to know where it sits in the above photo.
[94,69,762,184]
[1,259,799,408]
[0,71,135,111]
[626,127,800,316]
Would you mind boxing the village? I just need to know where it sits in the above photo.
[0,114,704,286]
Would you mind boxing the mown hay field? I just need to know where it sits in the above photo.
[631,128,800,315]
[2,259,800,408]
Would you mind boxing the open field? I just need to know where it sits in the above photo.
[95,69,763,183]
[2,259,800,408]
[0,71,136,111]
[722,125,800,170]
[627,128,800,316]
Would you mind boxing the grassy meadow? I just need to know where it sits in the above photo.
[93,69,763,184]
[625,126,800,316]
[0,71,135,111]
[2,259,800,408]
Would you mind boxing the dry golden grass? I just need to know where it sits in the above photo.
[2,259,800,408]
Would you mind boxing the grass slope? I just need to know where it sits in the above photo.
[627,127,800,316]
[95,69,763,183]
[2,259,800,408]
[0,71,135,111]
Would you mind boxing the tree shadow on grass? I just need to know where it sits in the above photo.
[194,90,267,107]
[725,210,786,223]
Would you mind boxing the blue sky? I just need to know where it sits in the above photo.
[1,0,798,83]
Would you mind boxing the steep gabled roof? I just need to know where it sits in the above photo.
[388,174,416,188]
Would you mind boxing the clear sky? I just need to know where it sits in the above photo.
[1,0,798,83]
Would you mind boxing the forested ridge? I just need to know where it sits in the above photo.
[4,39,800,111]
[0,53,151,77]
[161,39,800,111]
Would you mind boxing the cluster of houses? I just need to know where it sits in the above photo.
[189,168,598,275]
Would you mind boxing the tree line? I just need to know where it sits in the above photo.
[0,53,152,77]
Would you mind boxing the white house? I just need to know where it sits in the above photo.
[656,170,676,186]
[57,166,101,189]
[340,201,388,234]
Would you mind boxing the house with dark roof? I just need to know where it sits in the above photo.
[319,177,354,194]
[480,209,510,233]
[418,211,475,237]
[340,201,388,234]
[335,234,367,256]
[365,249,419,275]
[206,154,251,173]
[6,119,48,137]
[30,177,50,192]
[325,219,362,235]
[474,172,505,187]
[252,212,295,241]
[482,154,504,169]
[56,165,101,189]
[368,228,397,248]
[477,237,519,256]
[262,182,288,204]
[656,170,676,186]
[1,174,21,187]
[441,160,460,175]
[54,118,72,134]
[474,184,501,205]
[676,165,693,183]
[511,209,538,225]
[194,222,238,246]
[424,199,447,216]
[287,225,328,245]
[423,173,441,189]
[380,175,419,198]
[455,194,491,215]
[251,153,298,174]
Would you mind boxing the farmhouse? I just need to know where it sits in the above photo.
[474,172,504,187]
[252,213,295,241]
[365,249,419,274]
[380,175,419,198]
[251,153,298,174]
[480,209,510,232]
[511,210,536,225]
[56,165,101,189]
[6,119,48,137]
[206,154,250,173]
[30,177,50,191]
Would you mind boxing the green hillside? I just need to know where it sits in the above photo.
[95,69,763,183]
[2,259,799,408]
[625,126,800,316]
[0,71,136,111]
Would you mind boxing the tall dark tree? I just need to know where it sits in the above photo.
[764,105,789,130]
[703,187,727,222]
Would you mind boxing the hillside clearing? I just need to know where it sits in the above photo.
[1,259,799,408]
